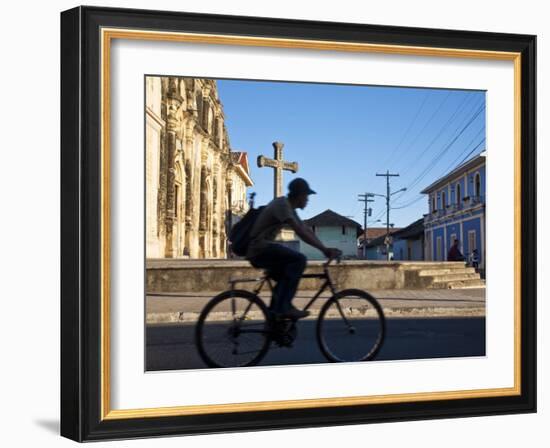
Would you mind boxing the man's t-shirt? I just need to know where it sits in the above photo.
[246,196,302,259]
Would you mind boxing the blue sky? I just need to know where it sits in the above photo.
[216,78,486,228]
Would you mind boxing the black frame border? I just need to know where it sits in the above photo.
[61,5,536,442]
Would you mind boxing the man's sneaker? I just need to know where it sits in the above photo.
[282,305,310,320]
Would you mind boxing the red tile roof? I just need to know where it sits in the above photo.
[358,227,402,242]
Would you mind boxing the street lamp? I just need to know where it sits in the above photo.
[390,187,407,197]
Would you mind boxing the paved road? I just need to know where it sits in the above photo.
[146,317,485,371]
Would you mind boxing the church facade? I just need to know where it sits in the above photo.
[145,76,253,259]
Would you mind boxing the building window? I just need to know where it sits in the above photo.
[174,185,179,217]
[311,225,315,233]
[342,225,346,235]
[436,236,443,261]
[475,173,481,198]
[456,183,461,204]
[432,196,436,212]
[213,117,219,144]
[202,99,210,132]
[441,191,447,209]
[196,92,203,126]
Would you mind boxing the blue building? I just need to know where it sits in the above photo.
[392,218,425,261]
[364,228,402,260]
[421,152,486,271]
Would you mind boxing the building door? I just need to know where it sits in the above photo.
[468,230,477,259]
[425,231,432,261]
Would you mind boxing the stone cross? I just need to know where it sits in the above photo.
[257,142,299,198]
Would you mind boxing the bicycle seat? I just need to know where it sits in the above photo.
[263,269,278,280]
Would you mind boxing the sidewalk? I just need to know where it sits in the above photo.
[146,288,486,324]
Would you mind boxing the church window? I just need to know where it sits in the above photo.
[202,99,210,132]
[174,184,180,217]
[196,92,203,127]
[213,117,219,144]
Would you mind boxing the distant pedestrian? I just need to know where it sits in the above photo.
[447,239,465,262]
[469,249,479,270]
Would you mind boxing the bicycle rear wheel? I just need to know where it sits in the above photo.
[195,290,271,368]
[317,289,386,362]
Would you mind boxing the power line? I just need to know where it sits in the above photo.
[370,93,481,217]
[347,201,362,222]
[370,93,486,225]
[446,139,485,172]
[391,138,485,211]
[442,126,485,169]
[379,91,432,170]
[391,194,426,209]
[392,131,485,209]
[373,208,386,221]
[393,92,473,174]
[392,103,485,203]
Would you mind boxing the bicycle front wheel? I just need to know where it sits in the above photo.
[317,289,386,363]
[195,290,271,368]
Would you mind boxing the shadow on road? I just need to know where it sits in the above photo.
[146,317,486,371]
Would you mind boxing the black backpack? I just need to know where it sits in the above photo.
[228,206,265,257]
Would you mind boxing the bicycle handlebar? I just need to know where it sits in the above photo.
[323,255,342,267]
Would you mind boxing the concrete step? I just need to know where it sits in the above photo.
[418,267,476,276]
[430,279,486,289]
[428,273,480,282]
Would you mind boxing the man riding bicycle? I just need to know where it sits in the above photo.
[245,178,342,320]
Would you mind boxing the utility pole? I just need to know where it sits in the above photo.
[376,170,401,261]
[358,193,375,259]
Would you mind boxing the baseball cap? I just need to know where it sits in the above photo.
[288,178,316,195]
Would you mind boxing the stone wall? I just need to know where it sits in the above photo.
[146,260,470,293]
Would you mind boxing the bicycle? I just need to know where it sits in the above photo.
[195,257,386,368]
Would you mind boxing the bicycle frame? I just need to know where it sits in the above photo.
[196,257,385,367]
[227,259,339,314]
